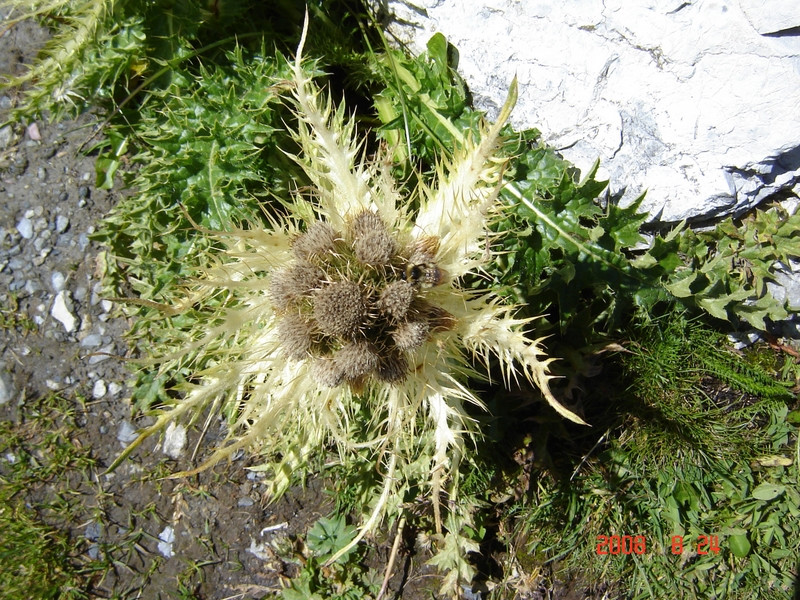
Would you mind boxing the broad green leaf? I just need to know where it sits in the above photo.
[751,483,785,501]
[728,533,751,558]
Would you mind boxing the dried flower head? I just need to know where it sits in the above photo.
[113,14,585,584]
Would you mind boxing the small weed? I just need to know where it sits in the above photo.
[0,293,37,333]
[279,514,381,600]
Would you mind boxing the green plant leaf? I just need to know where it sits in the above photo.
[728,533,752,558]
[751,483,785,501]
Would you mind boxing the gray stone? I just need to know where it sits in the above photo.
[16,217,33,240]
[117,420,139,445]
[0,125,16,150]
[0,370,14,404]
[89,343,114,364]
[55,215,69,233]
[379,0,800,223]
[80,333,103,348]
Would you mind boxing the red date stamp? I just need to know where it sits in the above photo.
[596,535,648,555]
[671,534,720,555]
[596,534,721,555]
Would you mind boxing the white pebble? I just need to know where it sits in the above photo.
[108,382,122,396]
[55,215,69,233]
[117,420,138,445]
[51,271,66,292]
[51,290,78,333]
[16,217,33,239]
[0,371,13,405]
[80,333,102,348]
[157,526,175,558]
[162,422,187,459]
[88,343,114,364]
[92,379,107,399]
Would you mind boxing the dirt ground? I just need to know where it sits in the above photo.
[0,16,623,600]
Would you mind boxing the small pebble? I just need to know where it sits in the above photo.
[16,218,33,239]
[157,526,175,558]
[0,370,14,404]
[92,379,107,399]
[51,271,66,292]
[80,333,102,348]
[117,420,138,445]
[8,257,24,271]
[162,422,187,459]
[108,382,122,396]
[26,122,41,141]
[55,215,69,233]
[0,125,14,149]
[89,343,114,364]
[33,249,51,266]
[23,280,40,295]
[33,217,48,232]
[51,290,78,333]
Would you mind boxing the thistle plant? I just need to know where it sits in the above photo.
[113,15,585,586]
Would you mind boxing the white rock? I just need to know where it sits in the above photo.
[379,0,800,223]
[117,420,139,445]
[16,217,33,239]
[162,422,187,459]
[157,526,175,558]
[51,271,66,292]
[0,371,13,404]
[51,290,78,333]
[739,0,799,34]
[80,333,103,348]
[92,379,107,399]
[55,215,69,234]
[247,539,272,561]
[89,343,114,364]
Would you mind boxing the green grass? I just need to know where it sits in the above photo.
[0,394,97,600]
[503,313,799,599]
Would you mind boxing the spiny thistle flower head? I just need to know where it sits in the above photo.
[114,14,586,589]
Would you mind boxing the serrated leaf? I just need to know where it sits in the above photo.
[666,272,698,298]
[698,296,730,320]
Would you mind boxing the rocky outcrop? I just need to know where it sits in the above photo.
[377,0,800,223]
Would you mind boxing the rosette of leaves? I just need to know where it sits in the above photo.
[111,17,585,595]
